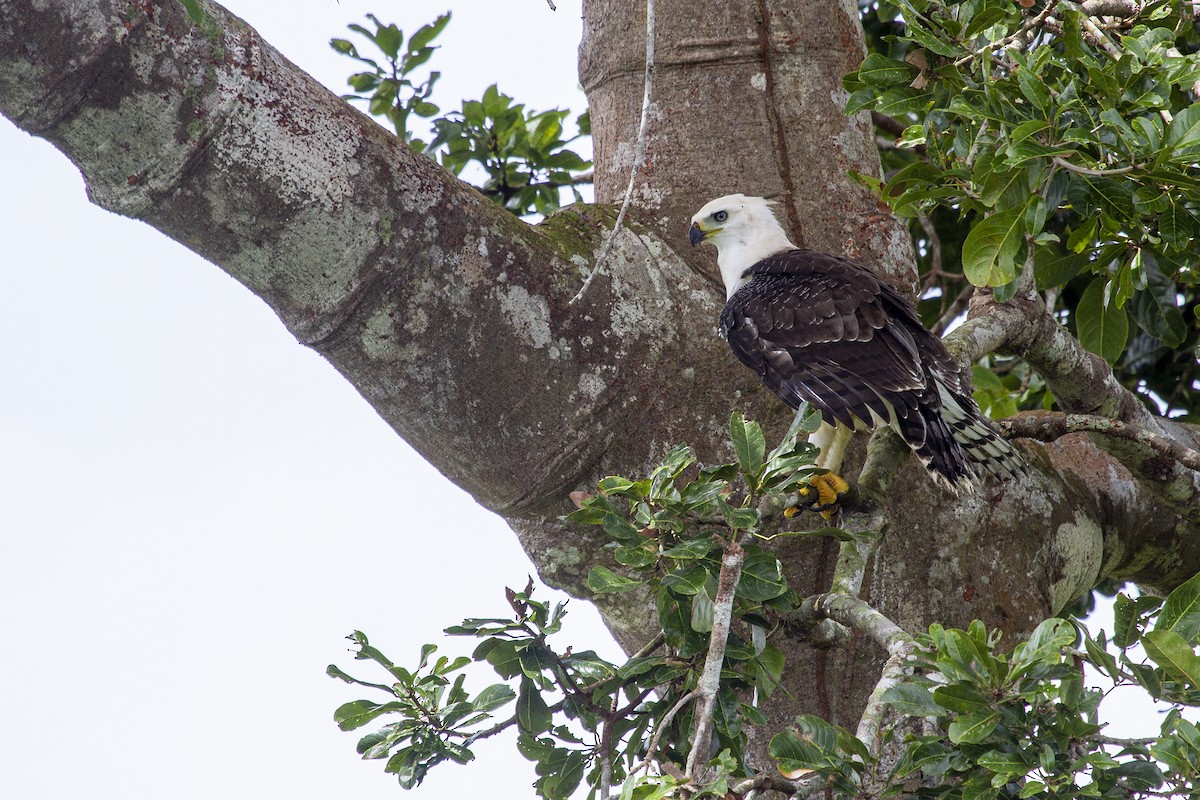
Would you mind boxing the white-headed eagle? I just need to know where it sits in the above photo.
[689,193,1024,491]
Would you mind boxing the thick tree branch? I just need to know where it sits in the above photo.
[950,292,1200,519]
[997,413,1200,473]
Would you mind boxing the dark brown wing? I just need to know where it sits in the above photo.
[718,249,977,485]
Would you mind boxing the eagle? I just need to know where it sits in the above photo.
[689,193,1024,491]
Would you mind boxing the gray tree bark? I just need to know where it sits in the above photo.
[3,0,1198,755]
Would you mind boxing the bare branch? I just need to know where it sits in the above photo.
[685,536,744,780]
[799,593,912,654]
[636,691,698,776]
[1080,0,1138,18]
[569,0,655,305]
[856,640,916,758]
[1051,155,1137,177]
[996,413,1200,472]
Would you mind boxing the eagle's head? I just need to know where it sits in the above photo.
[689,194,796,298]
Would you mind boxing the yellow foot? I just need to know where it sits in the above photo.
[784,472,851,520]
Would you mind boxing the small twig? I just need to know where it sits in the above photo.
[1051,155,1136,177]
[635,690,698,776]
[568,0,655,305]
[685,536,745,780]
[995,412,1200,471]
[917,216,946,298]
[932,283,974,337]
[1094,734,1157,747]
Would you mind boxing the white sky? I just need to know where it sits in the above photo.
[0,2,615,798]
[0,2,1191,799]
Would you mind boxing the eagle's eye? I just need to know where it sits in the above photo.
[714,210,728,223]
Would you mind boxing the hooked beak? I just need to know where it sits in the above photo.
[688,221,709,246]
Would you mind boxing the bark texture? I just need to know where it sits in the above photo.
[3,0,1198,761]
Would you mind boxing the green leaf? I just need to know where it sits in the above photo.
[931,684,991,714]
[978,749,1031,779]
[586,565,642,594]
[1160,198,1196,251]
[662,537,718,560]
[882,683,943,716]
[948,711,1000,744]
[1164,104,1200,159]
[1130,256,1186,347]
[962,207,1025,287]
[858,53,919,87]
[1075,277,1129,365]
[334,699,404,731]
[730,411,767,476]
[1142,629,1200,689]
[1157,572,1200,644]
[408,12,450,53]
[737,549,788,602]
[690,582,715,632]
[472,683,516,713]
[373,22,403,60]
[516,676,553,734]
[1012,618,1076,674]
[1033,248,1088,289]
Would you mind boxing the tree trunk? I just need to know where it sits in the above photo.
[3,0,1198,757]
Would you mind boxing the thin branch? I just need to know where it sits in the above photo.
[856,639,916,758]
[568,0,655,305]
[685,536,744,780]
[995,413,1200,471]
[635,690,698,776]
[1051,155,1136,177]
[1093,734,1157,747]
[1079,0,1138,15]
[932,283,974,337]
[953,2,1060,67]
[799,593,912,654]
[730,772,818,797]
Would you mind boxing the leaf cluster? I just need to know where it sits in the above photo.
[850,0,1200,417]
[331,13,591,218]
[429,86,591,217]
[332,13,449,145]
[882,575,1200,799]
[329,412,852,796]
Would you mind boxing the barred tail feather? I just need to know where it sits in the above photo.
[936,382,1026,484]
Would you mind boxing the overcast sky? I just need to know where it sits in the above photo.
[0,2,1191,799]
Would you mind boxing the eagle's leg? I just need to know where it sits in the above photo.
[788,422,852,519]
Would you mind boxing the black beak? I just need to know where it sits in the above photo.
[688,222,706,246]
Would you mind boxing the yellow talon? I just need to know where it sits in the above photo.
[812,472,850,507]
[787,472,850,520]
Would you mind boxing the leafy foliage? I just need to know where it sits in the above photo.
[330,411,852,796]
[331,13,591,217]
[331,13,450,146]
[330,412,1200,798]
[883,579,1200,800]
[850,0,1200,418]
[429,87,591,217]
